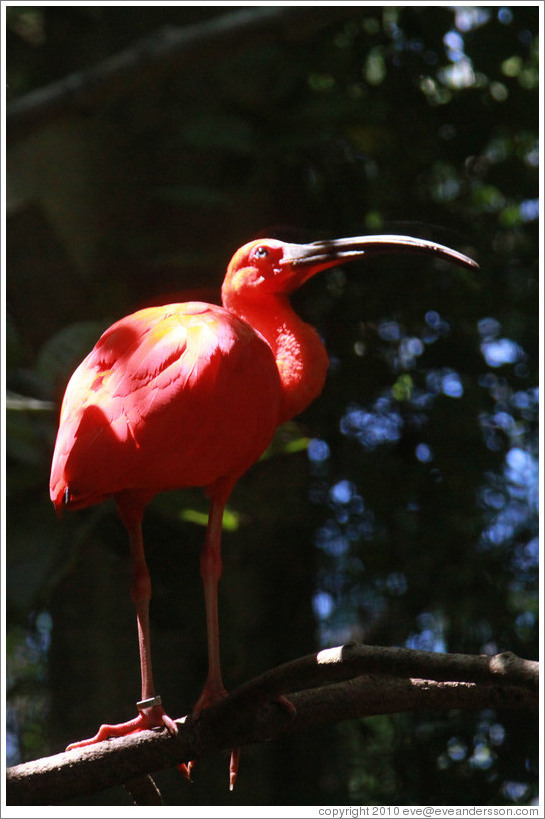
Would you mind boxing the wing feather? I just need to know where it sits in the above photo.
[50,302,281,510]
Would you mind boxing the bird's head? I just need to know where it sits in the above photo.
[221,235,478,309]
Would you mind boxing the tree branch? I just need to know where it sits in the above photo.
[6,644,538,805]
[6,6,362,142]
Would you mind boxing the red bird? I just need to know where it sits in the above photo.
[50,234,477,786]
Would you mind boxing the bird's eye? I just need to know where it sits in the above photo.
[255,246,269,258]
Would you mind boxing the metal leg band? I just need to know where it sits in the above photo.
[137,695,162,710]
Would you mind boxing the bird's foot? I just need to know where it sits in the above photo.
[191,679,230,715]
[180,691,295,787]
[181,682,240,790]
[184,747,240,791]
[66,695,178,750]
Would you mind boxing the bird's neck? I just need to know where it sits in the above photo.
[224,292,329,425]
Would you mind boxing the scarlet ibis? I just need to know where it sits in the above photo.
[50,234,477,787]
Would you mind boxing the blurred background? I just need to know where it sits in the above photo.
[5,4,539,807]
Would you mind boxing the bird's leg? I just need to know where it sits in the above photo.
[67,506,177,750]
[194,495,228,711]
[188,490,240,789]
[128,520,178,736]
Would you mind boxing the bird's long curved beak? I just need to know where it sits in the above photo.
[280,234,478,286]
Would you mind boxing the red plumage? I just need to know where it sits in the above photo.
[51,302,281,512]
[50,235,477,786]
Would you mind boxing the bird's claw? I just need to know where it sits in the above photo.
[182,691,293,789]
[229,747,240,791]
[182,748,239,790]
[178,762,192,781]
[66,698,177,750]
[159,711,179,735]
[276,694,297,719]
[182,682,241,789]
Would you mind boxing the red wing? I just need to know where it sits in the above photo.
[50,303,281,510]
